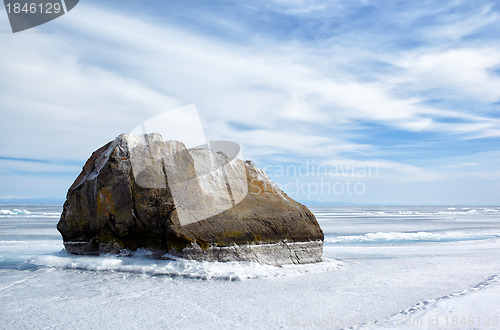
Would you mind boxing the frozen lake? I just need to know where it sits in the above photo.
[0,205,499,329]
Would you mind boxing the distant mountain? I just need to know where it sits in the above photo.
[299,200,359,206]
[0,197,65,205]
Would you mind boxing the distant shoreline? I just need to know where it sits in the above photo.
[1,201,499,208]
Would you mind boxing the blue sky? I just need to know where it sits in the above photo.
[0,0,499,205]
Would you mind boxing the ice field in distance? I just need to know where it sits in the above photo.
[0,205,499,329]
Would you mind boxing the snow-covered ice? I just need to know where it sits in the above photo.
[0,205,499,329]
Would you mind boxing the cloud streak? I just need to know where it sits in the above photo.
[0,0,499,204]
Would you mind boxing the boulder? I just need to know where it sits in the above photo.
[57,134,324,265]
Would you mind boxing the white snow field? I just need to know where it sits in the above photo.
[0,205,499,329]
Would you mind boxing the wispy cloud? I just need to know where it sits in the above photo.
[0,0,499,204]
[396,48,500,103]
[420,3,498,42]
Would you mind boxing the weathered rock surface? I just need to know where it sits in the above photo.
[57,134,324,265]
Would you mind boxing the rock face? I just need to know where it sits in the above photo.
[57,134,324,265]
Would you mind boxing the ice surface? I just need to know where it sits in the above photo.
[0,205,499,329]
[366,275,500,329]
[326,231,499,244]
[0,209,32,215]
[32,252,341,281]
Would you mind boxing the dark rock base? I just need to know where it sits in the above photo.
[63,240,324,266]
[176,240,324,265]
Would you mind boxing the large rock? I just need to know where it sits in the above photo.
[57,134,324,265]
